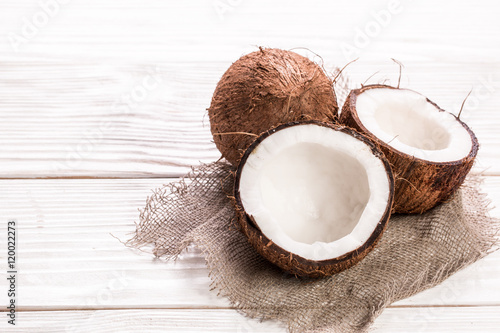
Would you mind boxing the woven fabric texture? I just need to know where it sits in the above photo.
[129,162,498,332]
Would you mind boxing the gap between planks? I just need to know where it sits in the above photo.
[4,303,500,313]
[1,171,499,180]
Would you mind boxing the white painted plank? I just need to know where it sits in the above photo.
[0,177,499,310]
[0,309,286,333]
[0,61,220,178]
[0,178,231,310]
[0,59,498,178]
[1,307,500,333]
[1,0,499,62]
[373,306,500,333]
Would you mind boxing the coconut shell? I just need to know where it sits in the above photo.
[340,84,479,214]
[208,48,338,166]
[233,121,394,278]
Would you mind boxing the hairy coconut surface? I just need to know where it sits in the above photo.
[208,48,338,166]
[340,84,478,214]
[233,121,394,278]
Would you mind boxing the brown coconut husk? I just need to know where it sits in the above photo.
[233,121,395,278]
[208,48,338,166]
[340,84,479,214]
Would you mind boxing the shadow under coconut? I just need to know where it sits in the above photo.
[127,162,499,333]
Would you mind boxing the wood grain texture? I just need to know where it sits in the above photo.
[1,0,499,62]
[2,307,500,333]
[0,177,498,311]
[0,0,498,178]
[0,58,497,178]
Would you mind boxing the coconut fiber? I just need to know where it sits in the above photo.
[128,162,498,332]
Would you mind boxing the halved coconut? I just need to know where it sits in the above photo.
[208,48,338,166]
[340,84,478,214]
[233,121,394,278]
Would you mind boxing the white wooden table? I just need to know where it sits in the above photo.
[1,1,500,331]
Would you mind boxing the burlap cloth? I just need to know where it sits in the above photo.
[128,161,499,332]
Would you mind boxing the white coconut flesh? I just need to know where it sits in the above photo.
[355,88,472,162]
[238,124,391,261]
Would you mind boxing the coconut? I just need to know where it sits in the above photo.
[208,48,338,166]
[340,84,478,214]
[233,121,394,278]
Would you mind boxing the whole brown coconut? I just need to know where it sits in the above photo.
[208,47,338,166]
[340,84,478,214]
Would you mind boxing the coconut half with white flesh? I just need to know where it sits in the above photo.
[340,84,478,214]
[234,121,394,278]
